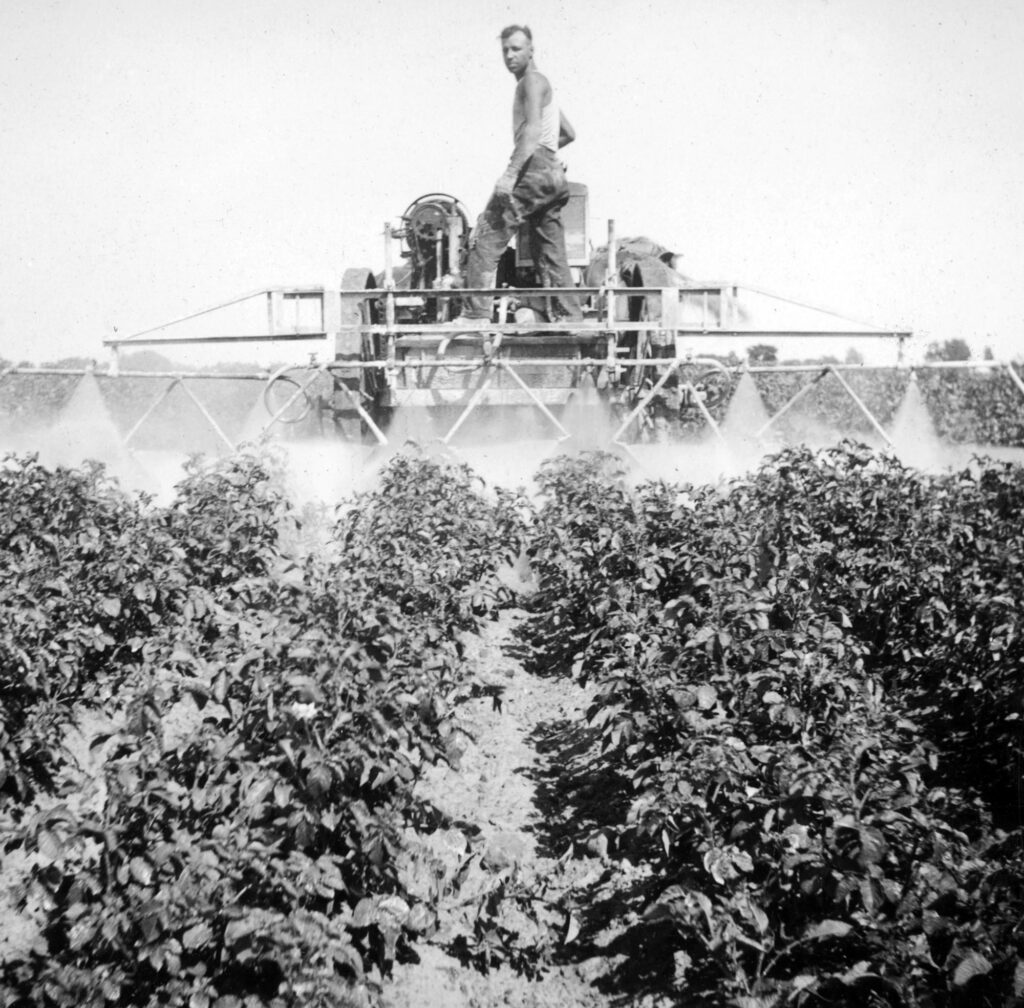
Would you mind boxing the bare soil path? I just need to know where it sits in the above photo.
[383,607,671,1008]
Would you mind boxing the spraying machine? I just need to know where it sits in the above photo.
[72,183,930,457]
[22,183,1024,469]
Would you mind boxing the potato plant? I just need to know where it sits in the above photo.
[0,457,187,805]
[525,445,1024,1006]
[0,449,525,1007]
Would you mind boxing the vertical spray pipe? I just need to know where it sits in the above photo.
[383,223,396,374]
[606,220,617,329]
[383,223,396,328]
[605,220,617,376]
[434,230,446,322]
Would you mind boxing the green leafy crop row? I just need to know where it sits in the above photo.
[524,445,1024,1007]
[0,449,525,1007]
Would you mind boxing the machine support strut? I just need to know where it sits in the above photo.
[441,370,497,444]
[612,360,681,443]
[123,377,234,452]
[828,367,894,447]
[499,361,573,440]
[756,369,827,439]
[685,383,726,443]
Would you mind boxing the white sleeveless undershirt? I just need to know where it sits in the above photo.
[513,72,561,155]
[538,97,559,152]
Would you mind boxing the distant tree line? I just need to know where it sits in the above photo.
[745,338,1005,366]
[0,340,1009,374]
[0,351,273,373]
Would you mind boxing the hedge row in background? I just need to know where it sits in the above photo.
[2,365,1024,449]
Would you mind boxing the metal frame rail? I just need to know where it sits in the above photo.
[4,358,1024,456]
[6,358,1023,457]
[103,218,911,356]
[102,284,910,350]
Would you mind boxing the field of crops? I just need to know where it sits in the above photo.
[2,442,1023,1007]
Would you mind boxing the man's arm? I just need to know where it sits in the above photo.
[495,74,545,196]
[558,110,575,149]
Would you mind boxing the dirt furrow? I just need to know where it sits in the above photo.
[383,607,618,1008]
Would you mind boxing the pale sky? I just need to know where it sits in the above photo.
[2,0,1023,364]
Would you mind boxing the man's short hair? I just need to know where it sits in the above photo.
[500,24,532,42]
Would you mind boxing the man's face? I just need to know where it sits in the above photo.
[501,31,533,75]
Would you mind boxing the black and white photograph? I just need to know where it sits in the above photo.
[2,1,1023,1005]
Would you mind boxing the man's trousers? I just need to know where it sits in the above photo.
[462,147,582,321]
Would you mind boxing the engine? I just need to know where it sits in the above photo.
[398,193,471,292]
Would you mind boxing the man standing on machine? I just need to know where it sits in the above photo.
[454,24,582,326]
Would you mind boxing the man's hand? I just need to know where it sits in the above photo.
[494,172,515,199]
